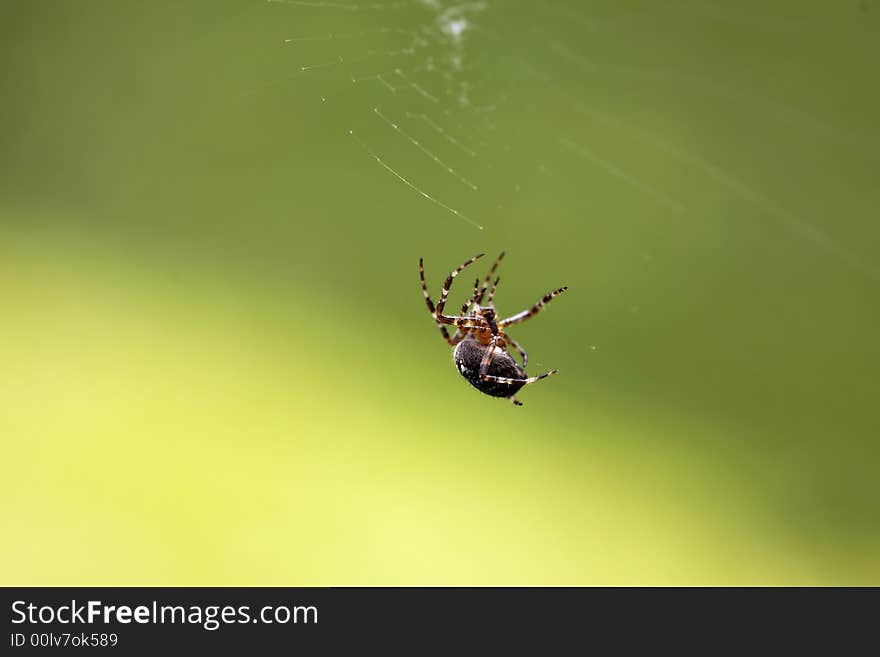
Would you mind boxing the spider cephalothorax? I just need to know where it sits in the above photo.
[419,252,567,406]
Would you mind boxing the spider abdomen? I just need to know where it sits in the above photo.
[453,336,526,398]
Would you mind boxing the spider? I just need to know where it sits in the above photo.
[419,252,568,406]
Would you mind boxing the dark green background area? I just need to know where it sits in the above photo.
[1,0,878,584]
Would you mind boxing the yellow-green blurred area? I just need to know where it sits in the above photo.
[1,0,879,585]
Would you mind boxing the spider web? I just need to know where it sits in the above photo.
[266,0,511,233]
[263,0,879,280]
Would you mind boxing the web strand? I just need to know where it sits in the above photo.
[407,112,477,157]
[374,107,478,190]
[348,130,483,230]
[558,137,687,214]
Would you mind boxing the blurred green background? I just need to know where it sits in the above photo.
[2,0,878,585]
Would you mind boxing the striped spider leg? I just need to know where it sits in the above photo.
[499,286,569,328]
[477,335,558,406]
[419,254,488,345]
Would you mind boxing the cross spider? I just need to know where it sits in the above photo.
[419,252,568,406]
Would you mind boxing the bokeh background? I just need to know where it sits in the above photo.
[2,0,878,585]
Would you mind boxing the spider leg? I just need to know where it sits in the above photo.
[421,256,489,343]
[446,330,467,346]
[434,313,489,330]
[476,251,505,304]
[478,337,503,381]
[436,253,484,318]
[478,337,556,386]
[437,318,489,341]
[486,276,500,305]
[505,334,528,368]
[481,370,558,386]
[499,286,568,327]
[459,278,480,316]
[420,257,457,344]
[418,257,436,314]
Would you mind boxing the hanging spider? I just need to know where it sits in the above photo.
[419,252,568,406]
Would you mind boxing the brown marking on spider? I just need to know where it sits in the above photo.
[419,252,567,406]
